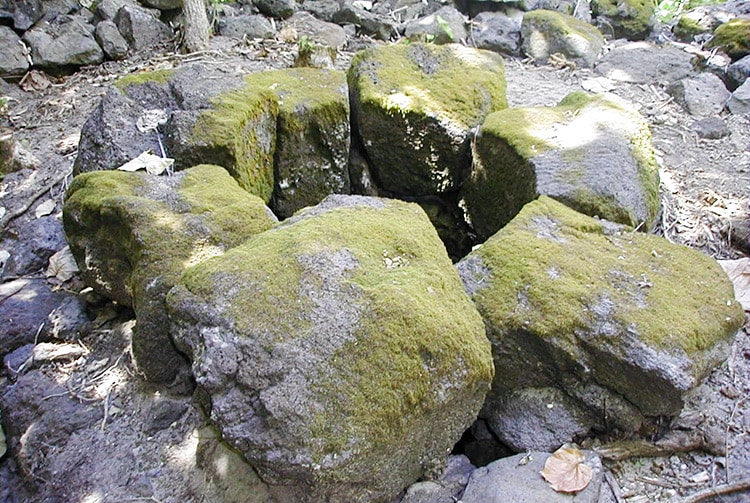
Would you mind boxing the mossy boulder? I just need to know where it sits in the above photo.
[63,165,277,382]
[521,10,604,68]
[167,195,494,502]
[457,197,745,450]
[250,68,350,218]
[706,17,750,60]
[591,0,656,40]
[348,42,507,196]
[460,92,660,242]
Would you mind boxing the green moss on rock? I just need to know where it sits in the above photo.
[172,196,493,500]
[592,0,656,40]
[64,165,277,382]
[463,196,744,414]
[114,69,175,92]
[521,10,605,67]
[461,92,660,241]
[707,18,750,60]
[348,42,507,195]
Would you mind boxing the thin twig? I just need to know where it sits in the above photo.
[604,470,626,503]
[0,167,72,234]
[681,479,750,503]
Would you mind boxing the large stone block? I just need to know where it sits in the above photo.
[457,196,745,451]
[461,91,660,241]
[348,42,507,196]
[168,195,494,501]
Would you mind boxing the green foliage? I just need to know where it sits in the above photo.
[655,0,720,23]
[436,15,455,41]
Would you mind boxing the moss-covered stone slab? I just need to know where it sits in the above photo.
[460,91,660,242]
[457,197,745,450]
[348,42,507,196]
[167,195,494,502]
[521,10,604,68]
[63,165,277,382]
[706,17,750,60]
[247,68,351,218]
[591,0,656,40]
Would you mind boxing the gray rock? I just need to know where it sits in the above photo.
[1,216,66,277]
[471,12,522,56]
[95,19,130,60]
[595,41,694,84]
[482,387,596,452]
[258,68,351,218]
[301,0,341,22]
[114,4,173,51]
[400,481,453,503]
[254,0,296,19]
[218,14,275,39]
[348,42,507,196]
[691,116,731,139]
[145,398,188,433]
[521,9,604,68]
[461,450,604,503]
[440,454,475,497]
[728,78,750,114]
[333,1,399,40]
[667,73,730,117]
[286,11,347,49]
[461,92,660,241]
[0,279,69,355]
[46,295,90,341]
[96,0,134,21]
[0,26,30,82]
[727,54,750,89]
[457,197,745,449]
[22,18,104,72]
[0,0,43,31]
[139,0,183,9]
[41,0,79,21]
[74,84,173,175]
[405,6,468,44]
[63,165,277,382]
[168,195,494,502]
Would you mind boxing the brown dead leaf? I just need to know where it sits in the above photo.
[45,246,79,283]
[540,445,593,493]
[718,258,750,311]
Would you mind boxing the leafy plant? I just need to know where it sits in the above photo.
[436,15,455,41]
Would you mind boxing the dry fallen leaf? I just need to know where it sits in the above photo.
[19,70,51,92]
[718,258,750,311]
[118,151,174,175]
[45,246,79,283]
[278,26,298,43]
[540,444,593,493]
[35,199,56,218]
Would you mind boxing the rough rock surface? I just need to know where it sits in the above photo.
[521,10,604,68]
[114,4,173,52]
[63,165,277,382]
[22,18,104,72]
[667,73,731,117]
[95,19,130,61]
[0,26,30,80]
[0,0,43,31]
[470,12,522,56]
[728,78,750,114]
[460,450,604,503]
[461,92,660,241]
[168,195,494,502]
[348,42,507,196]
[404,6,469,44]
[457,196,745,451]
[248,68,351,218]
[591,0,655,40]
[595,41,695,85]
[218,14,276,39]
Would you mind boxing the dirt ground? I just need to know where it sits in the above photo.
[0,34,748,502]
